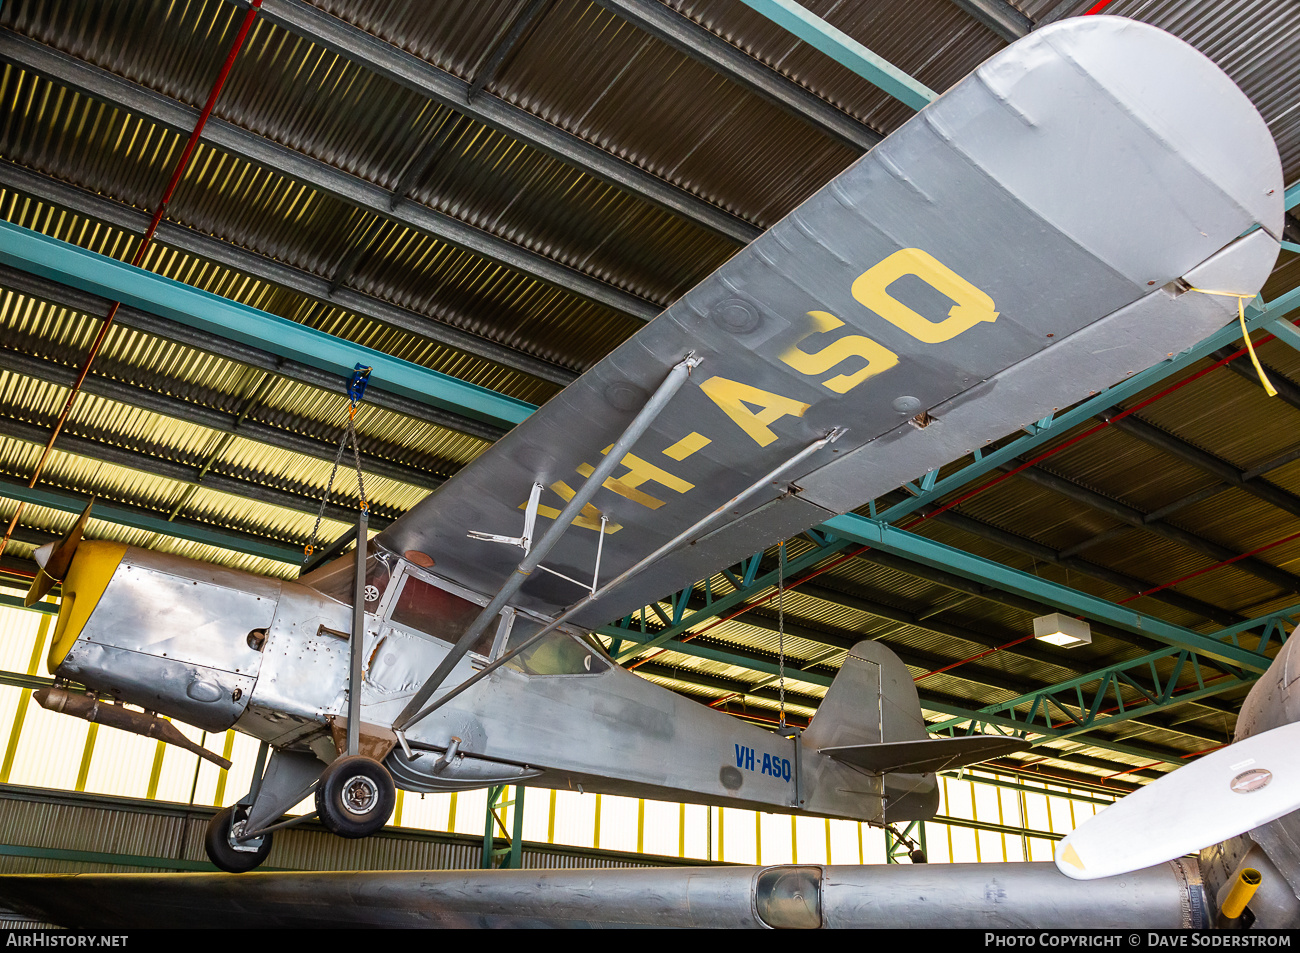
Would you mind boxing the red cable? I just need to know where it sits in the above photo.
[914,635,1033,682]
[0,2,264,559]
[1120,529,1300,604]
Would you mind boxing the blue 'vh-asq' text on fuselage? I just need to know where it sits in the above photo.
[735,743,793,782]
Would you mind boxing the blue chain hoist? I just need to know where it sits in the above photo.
[304,364,373,563]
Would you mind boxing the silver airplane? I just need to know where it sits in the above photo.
[0,15,1289,926]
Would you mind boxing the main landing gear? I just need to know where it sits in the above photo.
[203,748,396,872]
[315,754,396,839]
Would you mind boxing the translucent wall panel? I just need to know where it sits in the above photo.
[397,791,455,832]
[547,789,594,848]
[519,790,553,844]
[641,798,681,857]
[5,697,88,791]
[720,807,757,864]
[793,815,828,864]
[0,598,47,674]
[828,818,863,864]
[451,788,489,837]
[81,725,156,799]
[861,824,887,864]
[759,810,792,865]
[0,684,27,783]
[682,803,709,859]
[594,795,636,853]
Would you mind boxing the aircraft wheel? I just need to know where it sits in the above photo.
[204,804,273,873]
[315,755,395,839]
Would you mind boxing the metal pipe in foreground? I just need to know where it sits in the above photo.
[0,861,1204,929]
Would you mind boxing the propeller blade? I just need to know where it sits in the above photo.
[23,498,93,607]
[23,568,58,607]
[1055,721,1300,880]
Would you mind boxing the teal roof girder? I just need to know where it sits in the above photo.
[0,477,303,565]
[735,0,938,111]
[0,221,536,431]
[609,538,852,661]
[822,514,1276,674]
[926,606,1299,739]
[602,617,835,686]
[922,699,1187,768]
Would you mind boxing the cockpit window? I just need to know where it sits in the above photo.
[503,622,609,676]
[389,574,494,656]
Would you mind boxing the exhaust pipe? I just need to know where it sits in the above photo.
[34,687,231,770]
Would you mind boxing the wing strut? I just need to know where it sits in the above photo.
[394,426,846,737]
[391,354,702,732]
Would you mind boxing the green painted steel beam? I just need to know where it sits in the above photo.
[0,843,222,872]
[0,477,303,565]
[927,608,1298,741]
[933,657,1253,742]
[0,221,536,431]
[920,698,1185,767]
[822,514,1273,674]
[609,541,851,662]
[1286,180,1300,210]
[931,812,1060,843]
[735,0,938,111]
[0,671,54,692]
[954,771,1122,805]
[605,625,1188,767]
[0,593,57,615]
[601,623,835,687]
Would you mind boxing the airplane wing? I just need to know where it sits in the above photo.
[371,16,1282,628]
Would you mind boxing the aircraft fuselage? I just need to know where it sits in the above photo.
[47,540,927,824]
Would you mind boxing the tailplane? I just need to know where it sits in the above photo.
[805,641,1028,775]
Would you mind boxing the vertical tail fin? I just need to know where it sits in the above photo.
[803,640,928,751]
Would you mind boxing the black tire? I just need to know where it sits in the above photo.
[315,755,395,839]
[204,804,273,873]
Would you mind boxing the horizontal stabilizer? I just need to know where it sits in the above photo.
[821,735,1030,775]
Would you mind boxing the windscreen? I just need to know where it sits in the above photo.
[389,573,494,656]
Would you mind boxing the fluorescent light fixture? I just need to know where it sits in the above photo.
[1033,612,1092,648]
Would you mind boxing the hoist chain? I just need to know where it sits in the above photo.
[304,365,372,563]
